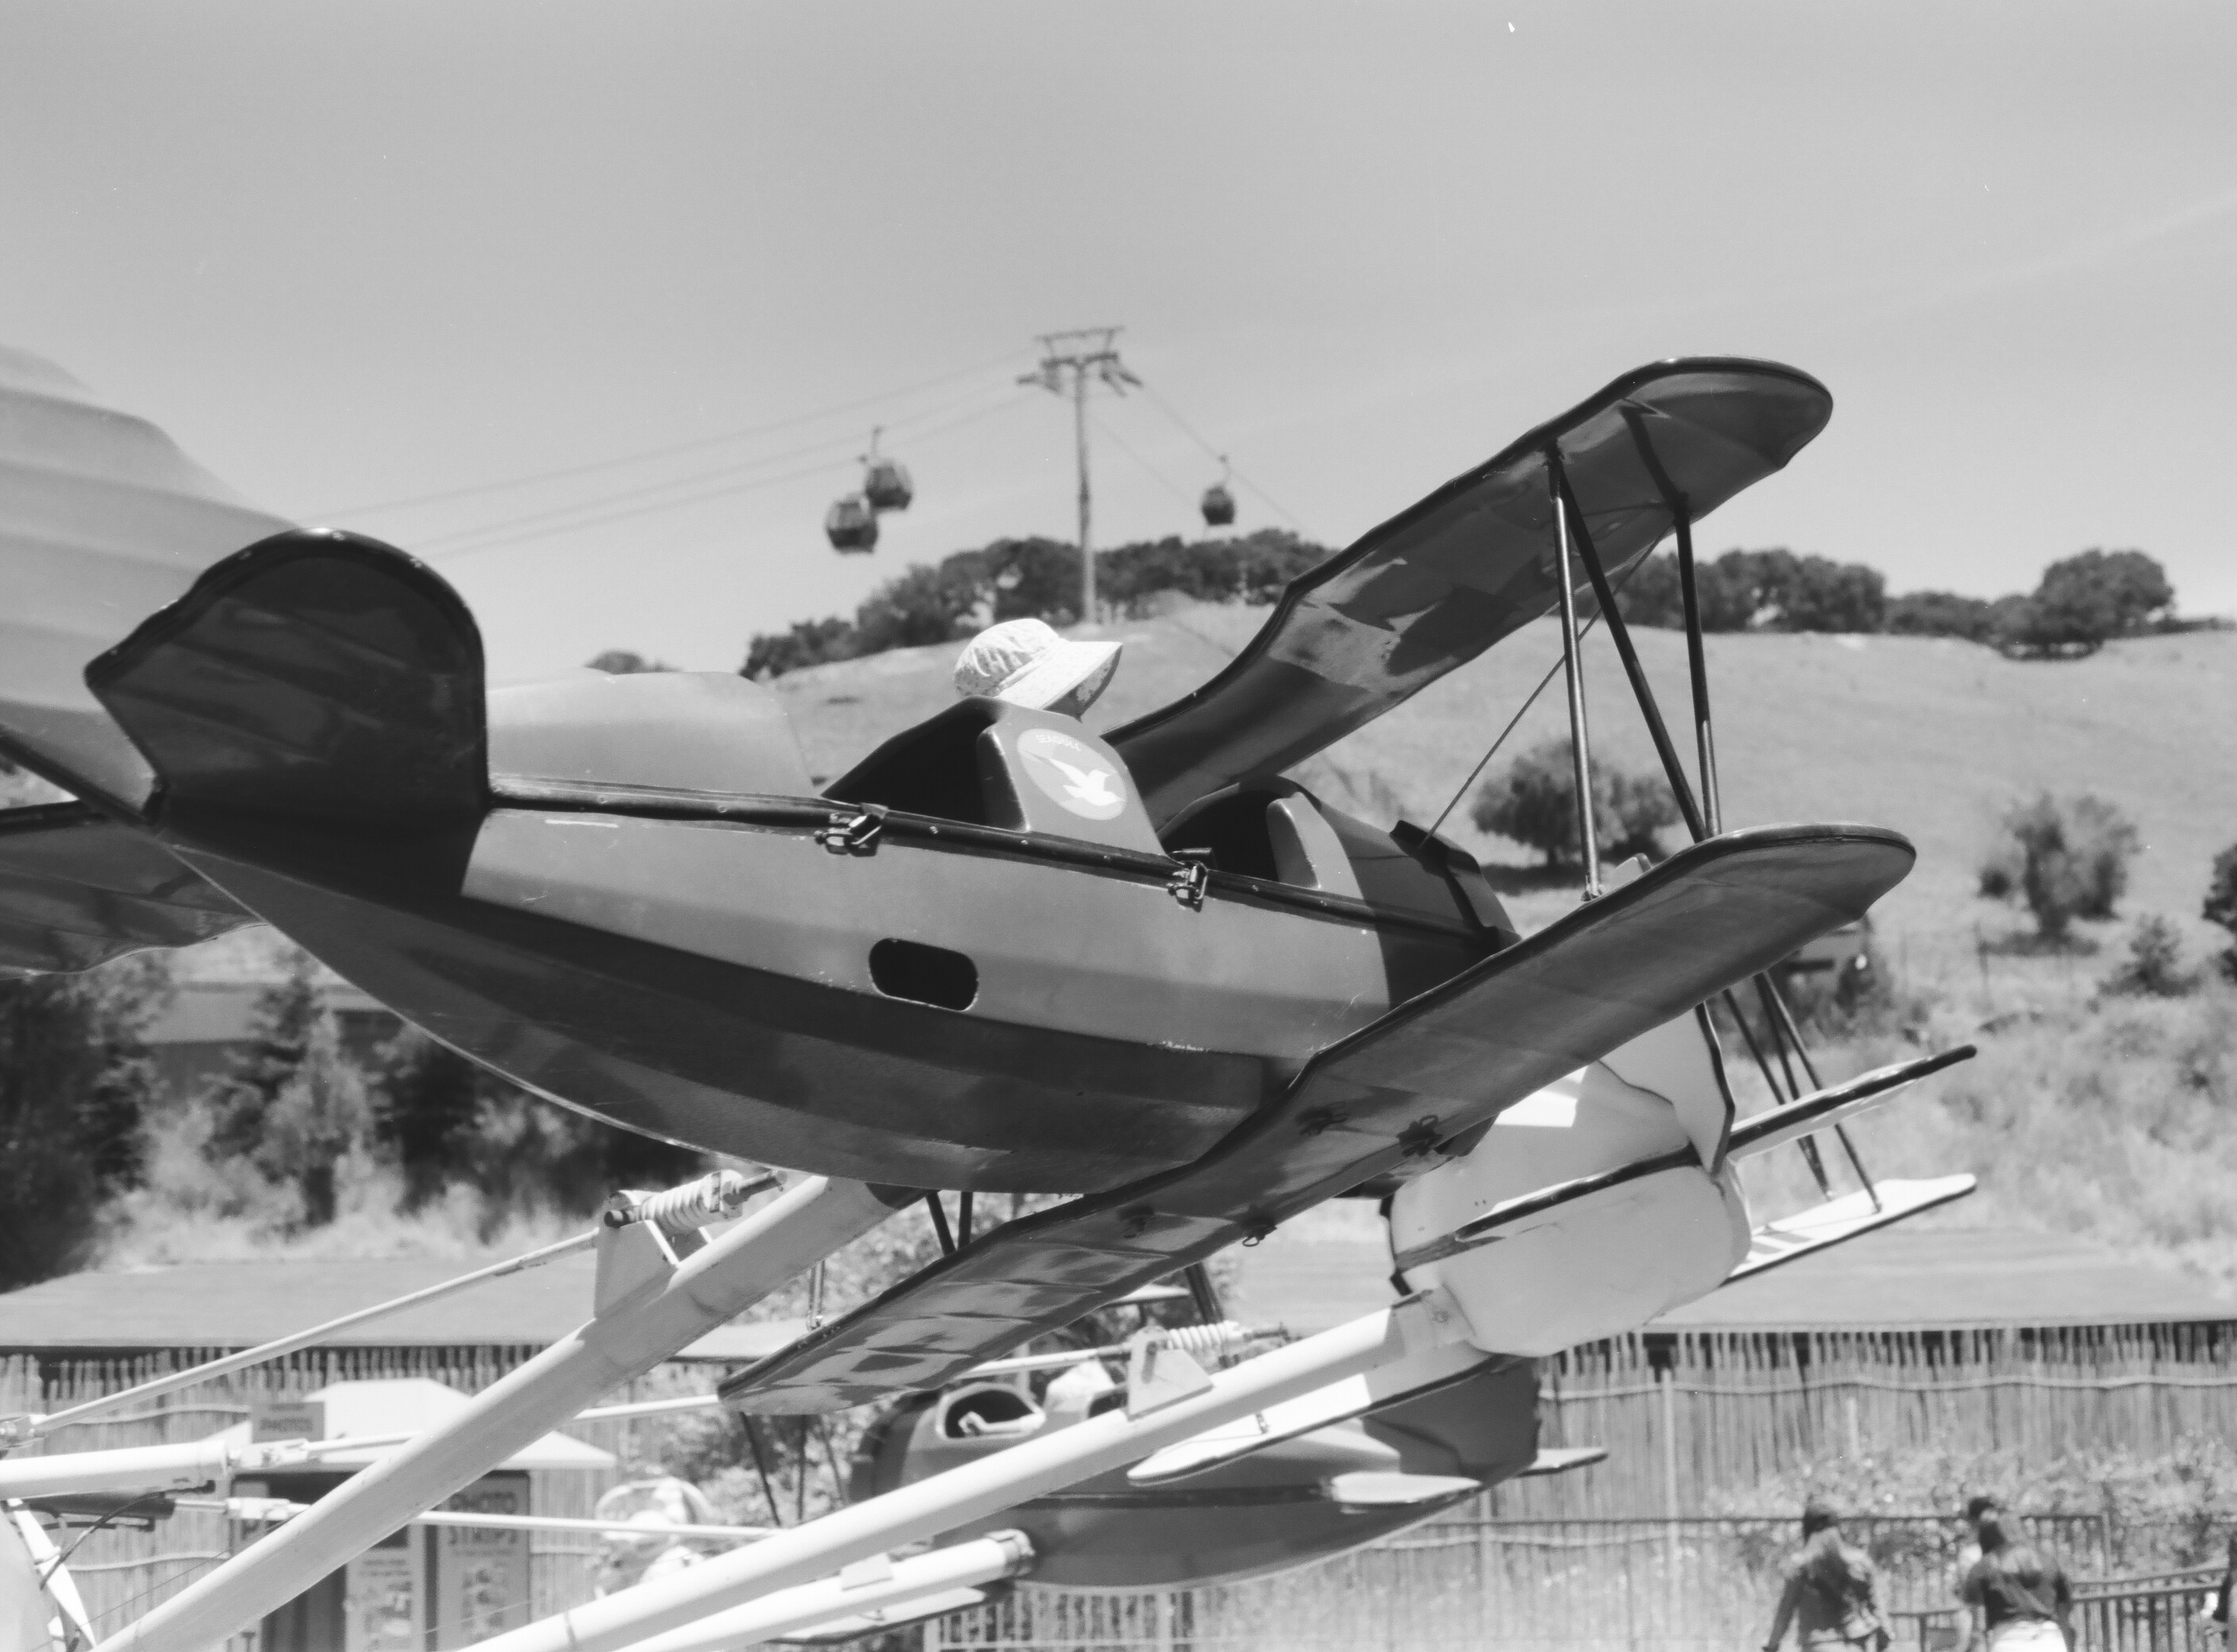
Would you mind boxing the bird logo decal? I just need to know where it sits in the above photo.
[1016,726,1129,821]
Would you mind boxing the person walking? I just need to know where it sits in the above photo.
[1762,1497,1891,1652]
[1957,1511,2073,1651]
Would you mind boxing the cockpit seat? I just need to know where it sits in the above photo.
[825,697,1163,855]
[487,670,815,799]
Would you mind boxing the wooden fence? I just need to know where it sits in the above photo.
[14,1316,2237,1644]
[1495,1322,2237,1517]
[928,1513,2212,1652]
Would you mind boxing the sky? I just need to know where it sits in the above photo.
[6,2,2234,680]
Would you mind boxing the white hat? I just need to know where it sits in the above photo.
[953,619,1122,712]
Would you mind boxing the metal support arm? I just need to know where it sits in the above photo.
[97,1176,906,1652]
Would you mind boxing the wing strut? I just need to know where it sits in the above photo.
[1597,409,1879,1209]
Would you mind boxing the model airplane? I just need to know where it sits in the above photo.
[0,345,1976,1652]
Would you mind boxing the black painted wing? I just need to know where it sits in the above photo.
[721,821,1910,1412]
[0,802,251,976]
[1107,359,1832,826]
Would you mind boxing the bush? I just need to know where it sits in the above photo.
[741,532,1334,678]
[370,1025,701,1222]
[1471,739,1680,867]
[0,956,166,1287]
[585,650,675,674]
[1611,548,1884,633]
[1981,792,2141,939]
[2205,844,2237,982]
[2103,916,2196,998]
[1996,549,2174,658]
[744,617,858,680]
[1886,591,1998,642]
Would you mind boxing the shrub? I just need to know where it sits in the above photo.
[1610,548,1884,633]
[1981,792,2141,939]
[2103,916,2196,998]
[585,650,675,674]
[202,952,374,1228]
[1886,591,1998,642]
[744,617,858,680]
[2204,843,2237,982]
[741,532,1335,678]
[1996,549,2174,658]
[0,955,166,1287]
[370,1025,700,1223]
[1471,739,1680,867]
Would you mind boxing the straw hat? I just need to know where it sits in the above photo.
[952,619,1122,713]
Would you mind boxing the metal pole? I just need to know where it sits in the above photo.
[1673,510,1723,835]
[1555,464,1706,842]
[464,1297,1464,1652]
[6,1229,595,1446]
[608,1533,1034,1652]
[1074,363,1095,624]
[98,1177,906,1652]
[1548,450,1601,895]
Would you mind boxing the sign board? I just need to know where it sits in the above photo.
[252,1398,326,1443]
[343,1538,424,1652]
[433,1472,533,1648]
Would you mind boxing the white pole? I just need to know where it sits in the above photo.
[0,1436,245,1500]
[609,1533,1033,1652]
[3,1229,596,1446]
[468,1295,1465,1652]
[97,1177,903,1652]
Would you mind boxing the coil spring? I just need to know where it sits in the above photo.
[612,1170,779,1236]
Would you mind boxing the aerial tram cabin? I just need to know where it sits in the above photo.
[823,492,878,553]
[825,429,913,551]
[1199,479,1236,528]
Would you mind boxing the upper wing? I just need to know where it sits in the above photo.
[0,346,291,810]
[0,802,252,976]
[1107,359,1832,826]
[721,821,1911,1412]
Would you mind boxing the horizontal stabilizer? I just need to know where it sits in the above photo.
[1725,1045,1975,1160]
[1726,1175,1977,1285]
[0,801,251,975]
[0,346,291,810]
[722,823,1912,1414]
[1109,359,1832,825]
[1128,1338,1495,1486]
[1327,1470,1481,1509]
[1519,1446,1609,1478]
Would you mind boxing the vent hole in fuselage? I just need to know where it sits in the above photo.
[870,939,979,1011]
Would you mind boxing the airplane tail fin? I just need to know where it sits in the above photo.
[86,530,490,891]
[0,346,292,810]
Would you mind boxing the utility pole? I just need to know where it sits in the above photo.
[1022,327,1139,626]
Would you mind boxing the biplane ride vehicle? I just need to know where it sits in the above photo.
[0,345,1973,1652]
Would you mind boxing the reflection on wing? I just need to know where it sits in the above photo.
[1108,359,1832,826]
[721,822,1911,1414]
[0,346,292,810]
[0,803,251,976]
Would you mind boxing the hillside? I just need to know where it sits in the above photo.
[773,607,2235,959]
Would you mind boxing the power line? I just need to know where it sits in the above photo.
[420,390,1035,560]
[1086,409,1200,513]
[414,380,1016,556]
[1134,378,1317,540]
[311,347,1029,518]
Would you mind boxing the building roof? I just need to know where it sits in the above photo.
[1229,1223,2235,1337]
[0,1255,807,1361]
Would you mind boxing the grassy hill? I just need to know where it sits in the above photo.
[776,607,2233,954]
[777,607,2237,1286]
